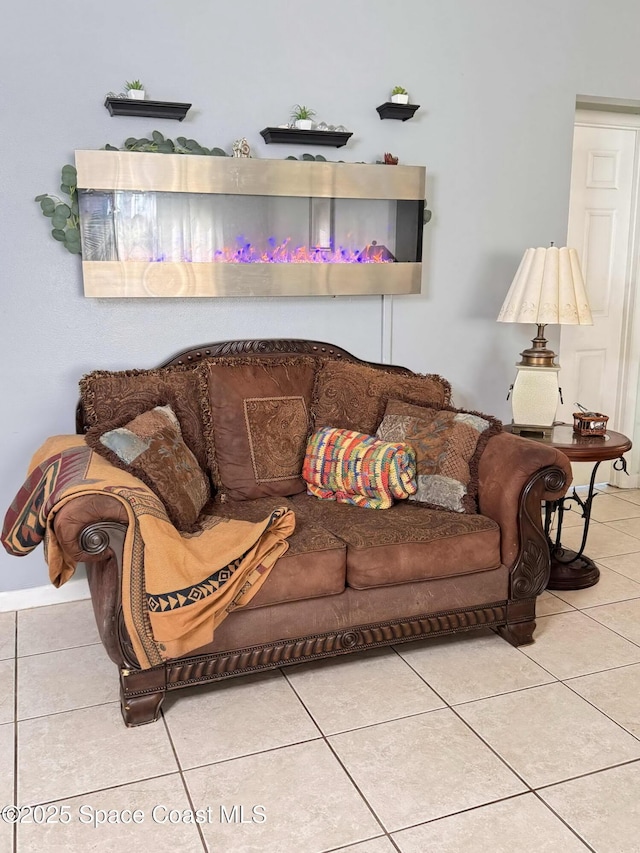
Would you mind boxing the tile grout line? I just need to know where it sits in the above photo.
[558,657,640,683]
[372,791,563,839]
[577,607,640,651]
[551,585,640,609]
[391,645,640,841]
[594,560,640,583]
[534,756,640,794]
[402,636,561,706]
[560,677,640,743]
[275,666,325,738]
[321,739,402,850]
[16,641,103,661]
[16,770,186,810]
[167,733,325,775]
[159,710,208,852]
[530,789,597,852]
[324,835,398,853]
[390,646,536,794]
[518,610,640,674]
[280,666,396,847]
[17,698,123,725]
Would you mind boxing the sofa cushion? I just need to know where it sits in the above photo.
[303,427,416,509]
[312,360,451,435]
[80,366,208,472]
[288,492,501,589]
[207,496,346,607]
[199,358,316,501]
[376,400,502,513]
[87,405,210,531]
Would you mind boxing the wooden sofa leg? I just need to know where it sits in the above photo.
[119,663,167,726]
[121,688,166,726]
[497,619,536,647]
[497,598,537,647]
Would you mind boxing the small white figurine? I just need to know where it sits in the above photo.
[232,138,251,158]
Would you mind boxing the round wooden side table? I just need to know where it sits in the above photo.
[507,424,632,590]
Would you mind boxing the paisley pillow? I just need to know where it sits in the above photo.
[376,400,502,513]
[87,405,210,531]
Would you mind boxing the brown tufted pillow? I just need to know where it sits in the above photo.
[79,366,208,474]
[312,360,451,435]
[86,405,210,531]
[199,358,317,501]
[376,399,502,513]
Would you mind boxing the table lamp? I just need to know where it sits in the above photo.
[497,245,593,436]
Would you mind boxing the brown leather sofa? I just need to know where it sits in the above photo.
[53,339,572,726]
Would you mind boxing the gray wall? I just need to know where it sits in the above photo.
[2,0,640,592]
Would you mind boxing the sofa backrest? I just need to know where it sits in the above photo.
[159,338,412,371]
[75,338,429,436]
[76,338,452,503]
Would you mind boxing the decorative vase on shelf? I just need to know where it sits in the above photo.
[127,89,145,100]
[391,93,409,104]
[295,119,313,130]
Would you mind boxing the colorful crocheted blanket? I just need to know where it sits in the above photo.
[1,436,295,667]
[302,427,417,510]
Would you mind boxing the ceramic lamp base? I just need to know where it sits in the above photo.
[510,364,560,433]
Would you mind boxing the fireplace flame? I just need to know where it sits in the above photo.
[209,237,394,264]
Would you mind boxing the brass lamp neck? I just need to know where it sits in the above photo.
[518,323,558,368]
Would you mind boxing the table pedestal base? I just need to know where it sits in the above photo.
[547,549,600,590]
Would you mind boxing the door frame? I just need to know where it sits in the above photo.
[568,108,640,487]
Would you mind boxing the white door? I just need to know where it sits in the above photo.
[559,111,640,486]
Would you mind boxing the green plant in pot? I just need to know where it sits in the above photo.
[391,85,409,105]
[291,104,316,130]
[125,79,145,100]
[35,164,81,255]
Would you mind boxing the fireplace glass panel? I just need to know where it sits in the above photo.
[78,191,422,265]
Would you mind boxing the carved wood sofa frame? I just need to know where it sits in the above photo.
[67,338,568,726]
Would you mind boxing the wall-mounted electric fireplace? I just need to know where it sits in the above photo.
[75,151,426,297]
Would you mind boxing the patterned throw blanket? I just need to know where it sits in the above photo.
[1,436,295,668]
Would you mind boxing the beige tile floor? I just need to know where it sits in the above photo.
[3,486,640,852]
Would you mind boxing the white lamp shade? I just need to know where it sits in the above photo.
[497,246,593,326]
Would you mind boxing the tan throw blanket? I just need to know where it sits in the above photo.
[1,436,295,667]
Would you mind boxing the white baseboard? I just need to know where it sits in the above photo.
[0,576,90,613]
[620,474,640,489]
[573,479,640,492]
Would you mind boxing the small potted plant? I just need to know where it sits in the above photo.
[391,86,409,105]
[291,104,316,130]
[125,79,146,100]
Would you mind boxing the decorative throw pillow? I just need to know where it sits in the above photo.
[312,360,452,435]
[79,366,208,472]
[302,427,417,510]
[199,358,317,501]
[376,399,502,513]
[86,405,210,531]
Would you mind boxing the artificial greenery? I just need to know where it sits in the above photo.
[125,79,144,91]
[391,85,408,95]
[34,164,81,255]
[286,153,327,161]
[104,130,228,156]
[291,104,316,121]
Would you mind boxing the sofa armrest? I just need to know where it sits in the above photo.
[53,494,128,564]
[53,495,131,667]
[478,431,572,570]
